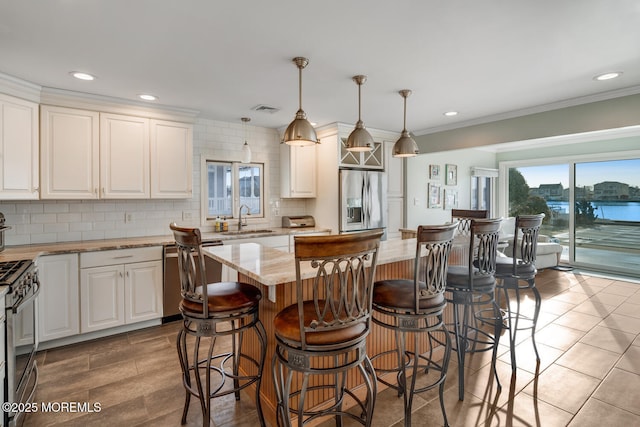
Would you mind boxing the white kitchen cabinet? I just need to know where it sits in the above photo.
[80,247,163,333]
[100,113,150,198]
[339,137,384,170]
[385,140,404,198]
[0,94,39,200]
[40,105,100,199]
[386,198,404,240]
[280,144,316,198]
[36,253,80,342]
[150,119,193,198]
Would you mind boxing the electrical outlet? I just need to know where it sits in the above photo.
[125,212,133,223]
[414,198,421,206]
[182,211,193,220]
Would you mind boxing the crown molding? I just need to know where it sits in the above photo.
[414,85,640,136]
[0,72,42,102]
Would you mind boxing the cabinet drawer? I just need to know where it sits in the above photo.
[80,246,162,268]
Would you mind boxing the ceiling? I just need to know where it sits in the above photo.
[2,1,640,136]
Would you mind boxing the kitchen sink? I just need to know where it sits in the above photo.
[222,229,274,236]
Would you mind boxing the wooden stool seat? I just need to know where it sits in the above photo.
[179,281,262,314]
[373,279,445,311]
[274,300,367,347]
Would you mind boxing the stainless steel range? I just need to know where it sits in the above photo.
[1,260,40,427]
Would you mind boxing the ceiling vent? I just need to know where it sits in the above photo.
[251,104,280,114]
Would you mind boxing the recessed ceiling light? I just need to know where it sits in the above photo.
[138,94,158,101]
[594,71,622,81]
[444,111,458,117]
[70,71,96,81]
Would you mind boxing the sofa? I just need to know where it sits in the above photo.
[499,217,563,270]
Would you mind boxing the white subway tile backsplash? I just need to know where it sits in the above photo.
[1,117,311,246]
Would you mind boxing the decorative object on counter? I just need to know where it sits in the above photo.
[445,163,457,185]
[428,183,441,208]
[446,218,503,401]
[241,117,252,164]
[392,89,419,158]
[429,164,440,180]
[282,57,318,146]
[371,222,458,427]
[346,75,374,152]
[272,230,383,426]
[495,214,545,373]
[170,223,268,427]
[444,189,458,210]
[281,215,315,228]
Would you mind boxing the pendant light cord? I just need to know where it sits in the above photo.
[298,66,303,111]
[358,82,362,121]
[403,96,407,132]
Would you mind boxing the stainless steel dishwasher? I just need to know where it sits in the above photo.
[163,240,223,322]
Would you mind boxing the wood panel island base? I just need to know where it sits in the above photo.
[204,239,445,426]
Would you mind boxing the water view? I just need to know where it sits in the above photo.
[547,201,640,222]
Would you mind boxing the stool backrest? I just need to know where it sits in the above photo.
[510,214,545,273]
[170,223,209,318]
[452,209,489,236]
[468,218,502,288]
[293,230,383,350]
[413,223,458,311]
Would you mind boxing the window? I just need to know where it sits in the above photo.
[470,167,498,217]
[202,159,264,224]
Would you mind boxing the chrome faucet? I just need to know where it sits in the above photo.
[238,204,251,231]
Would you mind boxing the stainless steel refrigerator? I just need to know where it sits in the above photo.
[339,169,387,239]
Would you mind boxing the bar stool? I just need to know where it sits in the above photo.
[170,223,267,427]
[495,214,545,372]
[451,209,489,236]
[446,218,502,401]
[371,223,458,427]
[272,230,383,427]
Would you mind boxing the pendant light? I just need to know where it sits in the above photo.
[282,57,318,146]
[392,89,419,157]
[346,75,374,152]
[241,117,252,164]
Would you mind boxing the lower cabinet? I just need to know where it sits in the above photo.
[79,247,162,334]
[36,253,80,342]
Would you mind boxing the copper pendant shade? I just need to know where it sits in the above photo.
[392,89,419,158]
[282,57,318,146]
[346,75,374,152]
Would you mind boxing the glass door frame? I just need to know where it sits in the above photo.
[498,149,640,273]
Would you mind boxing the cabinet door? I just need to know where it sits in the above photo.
[100,113,150,198]
[36,254,80,342]
[339,138,383,170]
[387,198,404,240]
[281,144,316,198]
[150,119,193,198]
[40,105,100,199]
[0,94,39,199]
[385,141,404,198]
[80,265,125,333]
[124,260,163,323]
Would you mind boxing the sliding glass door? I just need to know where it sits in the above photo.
[503,156,640,276]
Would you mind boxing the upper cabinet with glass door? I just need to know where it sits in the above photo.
[339,138,384,170]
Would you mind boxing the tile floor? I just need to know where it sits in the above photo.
[23,269,640,426]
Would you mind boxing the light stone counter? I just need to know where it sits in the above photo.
[203,237,418,287]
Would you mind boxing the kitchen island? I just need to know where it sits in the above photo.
[203,238,428,426]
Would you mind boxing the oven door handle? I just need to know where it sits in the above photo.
[13,279,40,315]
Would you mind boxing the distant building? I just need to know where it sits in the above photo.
[593,181,629,200]
[531,183,564,201]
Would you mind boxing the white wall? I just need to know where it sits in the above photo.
[406,148,496,228]
[0,117,312,246]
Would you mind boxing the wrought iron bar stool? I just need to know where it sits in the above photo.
[495,214,545,372]
[451,209,489,236]
[170,223,267,427]
[371,223,458,427]
[272,230,383,427]
[446,218,503,401]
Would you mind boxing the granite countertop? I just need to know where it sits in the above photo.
[0,227,331,263]
[203,238,419,288]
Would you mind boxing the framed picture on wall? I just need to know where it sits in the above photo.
[428,183,441,208]
[429,164,440,180]
[445,164,457,185]
[444,189,458,210]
